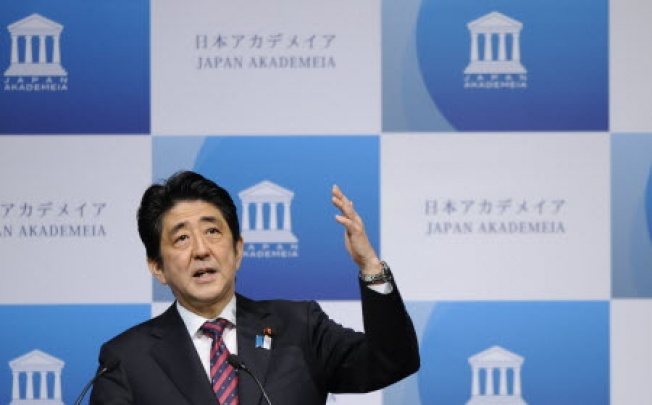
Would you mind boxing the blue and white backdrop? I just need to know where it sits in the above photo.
[0,0,650,404]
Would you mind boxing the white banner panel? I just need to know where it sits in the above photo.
[611,300,652,404]
[0,136,152,304]
[151,0,380,135]
[381,133,610,300]
[610,0,652,132]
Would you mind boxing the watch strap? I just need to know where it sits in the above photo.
[359,261,392,285]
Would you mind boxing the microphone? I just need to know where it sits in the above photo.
[73,359,121,405]
[227,354,273,405]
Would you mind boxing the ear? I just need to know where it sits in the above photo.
[148,258,168,285]
[234,237,244,271]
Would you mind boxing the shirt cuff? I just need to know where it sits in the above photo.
[366,282,393,294]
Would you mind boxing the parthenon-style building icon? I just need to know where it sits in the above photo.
[9,349,65,405]
[464,11,527,75]
[238,180,298,243]
[466,345,527,405]
[5,14,68,77]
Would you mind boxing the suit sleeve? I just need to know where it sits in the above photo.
[309,275,420,393]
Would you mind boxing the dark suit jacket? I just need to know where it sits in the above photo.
[89,279,419,405]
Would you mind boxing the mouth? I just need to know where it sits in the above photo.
[193,268,217,278]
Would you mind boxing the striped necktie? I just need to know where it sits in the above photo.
[201,319,239,405]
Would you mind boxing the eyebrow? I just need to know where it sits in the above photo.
[169,216,221,235]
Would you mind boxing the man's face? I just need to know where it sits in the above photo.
[148,200,243,318]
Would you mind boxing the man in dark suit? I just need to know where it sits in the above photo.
[90,171,419,405]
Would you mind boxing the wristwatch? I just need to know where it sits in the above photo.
[359,261,392,285]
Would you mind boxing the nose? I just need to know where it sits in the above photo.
[191,233,210,259]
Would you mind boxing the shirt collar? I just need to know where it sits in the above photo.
[176,295,237,338]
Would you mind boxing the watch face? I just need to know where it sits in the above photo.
[380,261,390,273]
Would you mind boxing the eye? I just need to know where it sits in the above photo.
[205,227,224,240]
[174,234,189,244]
[206,227,221,235]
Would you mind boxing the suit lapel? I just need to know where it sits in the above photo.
[149,304,217,405]
[236,294,274,405]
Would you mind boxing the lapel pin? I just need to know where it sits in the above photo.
[255,327,273,350]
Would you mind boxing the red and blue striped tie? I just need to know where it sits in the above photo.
[201,319,239,405]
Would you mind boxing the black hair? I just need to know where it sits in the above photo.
[137,171,241,263]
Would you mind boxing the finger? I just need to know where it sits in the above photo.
[332,184,343,198]
[338,194,355,215]
[331,186,344,209]
[332,186,363,231]
[334,214,350,226]
[332,189,356,217]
